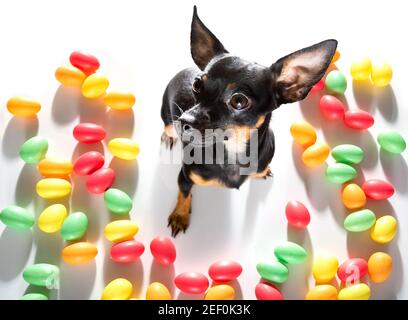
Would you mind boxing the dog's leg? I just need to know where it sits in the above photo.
[251,166,273,179]
[161,124,178,149]
[168,170,193,237]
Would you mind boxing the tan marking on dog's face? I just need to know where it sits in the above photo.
[226,82,237,90]
[202,74,209,81]
[189,171,225,187]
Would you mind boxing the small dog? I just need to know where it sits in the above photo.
[161,6,337,236]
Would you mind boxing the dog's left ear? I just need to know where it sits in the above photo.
[271,39,337,105]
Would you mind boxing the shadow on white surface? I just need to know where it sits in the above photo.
[380,149,408,194]
[15,164,40,207]
[59,261,96,300]
[109,158,139,198]
[52,86,80,125]
[149,260,176,297]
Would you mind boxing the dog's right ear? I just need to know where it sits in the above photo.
[190,6,228,71]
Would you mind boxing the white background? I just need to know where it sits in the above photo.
[0,0,407,300]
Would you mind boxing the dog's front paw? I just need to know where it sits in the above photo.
[168,210,190,237]
[161,131,177,149]
[264,166,273,179]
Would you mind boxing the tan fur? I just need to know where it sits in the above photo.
[189,171,225,187]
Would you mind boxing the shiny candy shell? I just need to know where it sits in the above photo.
[104,188,133,215]
[208,260,242,282]
[73,123,106,144]
[350,57,372,81]
[331,144,364,165]
[102,278,133,300]
[344,209,376,232]
[205,285,235,300]
[104,220,139,242]
[319,95,345,120]
[81,74,109,99]
[38,204,67,233]
[274,241,307,265]
[55,65,86,86]
[337,258,368,284]
[325,163,357,184]
[108,138,140,160]
[302,143,330,167]
[256,260,289,284]
[344,110,374,130]
[0,205,35,230]
[86,168,115,194]
[150,236,177,266]
[285,200,310,228]
[370,215,397,244]
[362,179,394,200]
[325,70,347,94]
[7,97,41,116]
[377,131,406,154]
[23,263,60,287]
[60,212,88,241]
[36,178,71,199]
[312,256,338,283]
[38,158,73,178]
[104,92,136,110]
[255,282,283,300]
[305,285,337,300]
[174,272,209,294]
[341,183,366,210]
[290,122,317,148]
[368,252,392,283]
[73,151,104,176]
[310,79,325,92]
[371,62,392,87]
[111,240,145,263]
[146,282,171,300]
[62,242,98,265]
[70,51,100,75]
[20,136,48,164]
[338,283,370,300]
[21,293,48,300]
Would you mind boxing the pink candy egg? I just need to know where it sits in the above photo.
[150,236,176,266]
[337,258,368,284]
[319,95,345,120]
[73,123,106,144]
[285,200,311,228]
[208,260,242,283]
[69,51,100,75]
[73,151,104,176]
[255,282,283,300]
[362,179,395,200]
[174,272,209,294]
[86,168,115,194]
[110,240,145,263]
[344,110,374,130]
[310,79,325,93]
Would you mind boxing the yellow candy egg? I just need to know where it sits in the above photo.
[341,183,366,210]
[38,204,67,233]
[350,57,372,81]
[370,215,397,244]
[81,74,109,98]
[371,62,392,87]
[104,92,136,110]
[38,158,73,178]
[305,285,338,300]
[101,278,133,300]
[55,65,87,86]
[338,283,370,300]
[108,138,140,160]
[104,220,139,242]
[302,143,330,167]
[290,122,317,147]
[36,178,71,199]
[146,282,172,300]
[205,285,235,300]
[62,242,98,265]
[7,97,41,117]
[368,252,392,283]
[312,256,339,283]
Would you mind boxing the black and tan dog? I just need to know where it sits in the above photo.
[161,6,337,236]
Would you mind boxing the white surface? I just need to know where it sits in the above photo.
[0,0,407,300]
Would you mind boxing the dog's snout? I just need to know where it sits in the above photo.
[179,107,211,132]
[182,123,193,133]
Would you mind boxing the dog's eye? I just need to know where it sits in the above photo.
[192,77,203,94]
[229,93,251,110]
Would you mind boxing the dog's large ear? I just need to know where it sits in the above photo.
[271,39,337,105]
[191,6,228,70]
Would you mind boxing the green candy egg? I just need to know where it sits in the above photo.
[325,70,347,94]
[23,263,60,287]
[326,163,356,184]
[0,205,35,230]
[332,144,364,165]
[344,209,376,232]
[377,131,406,154]
[60,212,88,241]
[19,136,48,164]
[256,260,289,284]
[104,188,133,215]
[274,241,307,265]
[21,293,48,300]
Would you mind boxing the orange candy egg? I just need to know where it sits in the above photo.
[62,242,98,265]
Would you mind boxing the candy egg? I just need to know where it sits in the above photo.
[305,285,338,300]
[341,184,366,210]
[368,252,392,283]
[69,51,100,75]
[0,205,35,230]
[208,260,242,282]
[310,79,325,93]
[301,143,330,167]
[104,220,139,242]
[343,209,376,232]
[146,282,171,300]
[7,97,41,117]
[55,65,86,86]
[150,236,177,266]
[290,122,317,148]
[350,57,372,81]
[331,144,364,165]
[111,240,145,263]
[255,282,283,300]
[344,110,374,130]
[325,163,357,184]
[81,74,109,99]
[108,138,140,160]
[338,283,370,300]
[60,212,88,241]
[377,131,406,154]
[319,95,345,120]
[285,200,310,228]
[36,178,71,199]
[273,241,307,265]
[20,136,48,164]
[370,215,397,244]
[371,62,392,87]
[86,168,115,194]
[205,285,235,300]
[62,242,98,265]
[337,258,368,284]
[23,263,60,287]
[103,92,136,110]
[325,70,347,94]
[38,204,67,233]
[256,260,289,284]
[104,188,133,215]
[73,123,106,144]
[174,272,209,294]
[312,256,338,283]
[330,50,340,64]
[21,293,48,300]
[362,179,394,200]
[38,158,73,178]
[73,151,104,176]
[102,278,133,300]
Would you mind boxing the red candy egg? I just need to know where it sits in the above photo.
[73,123,106,144]
[255,282,283,300]
[150,236,176,266]
[208,260,242,283]
[344,110,374,130]
[86,168,115,194]
[337,258,368,284]
[73,151,104,176]
[174,272,209,294]
[310,79,325,93]
[110,240,145,263]
[362,179,395,200]
[319,95,345,120]
[285,200,311,228]
[69,51,100,75]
